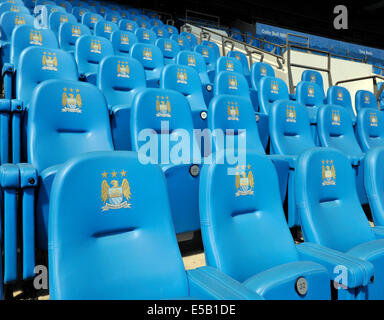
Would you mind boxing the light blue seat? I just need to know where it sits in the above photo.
[130,88,202,234]
[194,44,216,82]
[104,11,120,23]
[355,90,378,113]
[48,150,262,300]
[327,86,356,124]
[296,147,384,299]
[118,18,138,32]
[165,24,178,36]
[81,11,104,31]
[180,31,197,49]
[227,50,251,86]
[170,34,191,51]
[200,39,220,60]
[98,55,146,151]
[301,69,326,103]
[0,3,30,15]
[110,30,137,56]
[75,34,114,84]
[71,6,89,22]
[155,38,180,64]
[134,27,157,44]
[58,21,91,53]
[94,20,118,39]
[129,42,164,88]
[356,108,384,152]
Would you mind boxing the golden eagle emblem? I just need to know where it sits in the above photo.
[235,165,254,196]
[101,170,131,211]
[322,160,336,186]
[156,96,171,118]
[177,68,188,84]
[62,88,82,113]
[42,52,58,71]
[227,101,239,121]
[286,105,296,123]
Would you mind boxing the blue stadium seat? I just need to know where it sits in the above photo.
[48,151,262,300]
[104,11,120,23]
[118,18,138,32]
[216,56,242,74]
[170,34,191,51]
[71,6,89,22]
[28,79,114,250]
[317,105,367,203]
[199,150,333,299]
[150,18,163,27]
[94,20,118,39]
[56,0,72,13]
[0,3,30,15]
[119,9,131,20]
[365,147,384,226]
[200,40,220,60]
[155,38,180,64]
[160,64,208,132]
[227,51,251,85]
[75,34,114,84]
[355,90,378,113]
[327,86,356,124]
[152,26,169,39]
[180,31,197,49]
[258,76,289,115]
[136,18,151,29]
[130,88,201,234]
[250,61,275,92]
[356,108,384,152]
[296,147,384,299]
[0,12,34,64]
[134,27,157,44]
[301,70,326,102]
[111,30,137,56]
[194,44,216,82]
[81,11,104,31]
[58,22,91,53]
[129,42,164,88]
[98,55,146,150]
[48,11,77,36]
[42,4,66,19]
[165,24,178,36]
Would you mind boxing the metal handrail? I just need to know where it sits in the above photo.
[335,75,384,102]
[286,33,309,48]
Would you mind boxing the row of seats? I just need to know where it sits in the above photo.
[1,0,384,300]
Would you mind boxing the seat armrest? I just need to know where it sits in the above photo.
[373,226,384,240]
[2,62,14,77]
[187,266,263,300]
[297,242,374,288]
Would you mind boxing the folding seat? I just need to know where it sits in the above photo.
[119,9,130,19]
[98,55,146,150]
[269,100,317,227]
[227,50,251,86]
[0,3,30,15]
[180,31,197,49]
[75,34,113,84]
[81,11,104,31]
[3,25,58,100]
[355,90,378,113]
[155,38,180,65]
[129,42,164,88]
[134,27,157,44]
[327,86,356,124]
[48,151,261,300]
[130,88,202,234]
[160,64,208,134]
[165,25,178,36]
[152,26,170,39]
[301,69,326,103]
[150,18,163,27]
[119,18,138,32]
[56,0,72,13]
[258,76,289,115]
[296,147,384,299]
[194,44,216,82]
[176,50,213,106]
[0,12,34,64]
[216,56,243,74]
[48,11,77,36]
[104,11,120,24]
[111,30,137,56]
[365,147,384,227]
[94,20,118,40]
[170,34,191,51]
[317,105,367,204]
[136,18,152,30]
[58,21,91,53]
[199,150,351,299]
[26,79,113,251]
[71,6,88,22]
[356,108,384,152]
[42,4,66,18]
[200,39,221,60]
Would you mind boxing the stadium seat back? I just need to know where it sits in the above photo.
[135,27,157,44]
[317,105,363,157]
[170,35,191,51]
[258,76,289,114]
[71,6,88,22]
[98,55,146,107]
[295,148,376,252]
[215,71,249,98]
[58,22,91,52]
[227,51,250,77]
[17,46,78,106]
[0,3,30,15]
[111,30,137,56]
[48,11,76,35]
[327,86,356,122]
[165,25,178,36]
[104,11,120,23]
[81,12,104,31]
[296,81,324,107]
[216,56,243,74]
[301,70,326,100]
[75,35,114,76]
[119,19,138,32]
[194,44,216,67]
[200,39,220,59]
[10,25,58,69]
[56,0,72,13]
[251,62,275,91]
[49,151,188,299]
[0,12,34,41]
[200,151,299,281]
[130,42,163,71]
[356,108,384,152]
[94,20,118,39]
[355,90,378,112]
[269,100,315,155]
[180,31,197,48]
[150,18,163,27]
[152,26,169,39]
[155,38,180,63]
[208,95,264,154]
[27,79,113,172]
